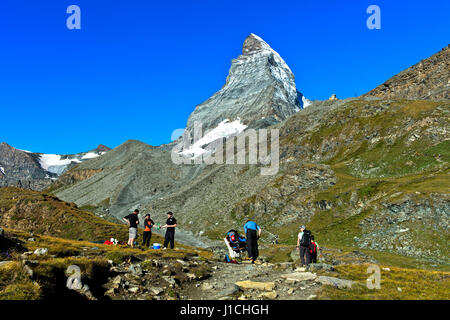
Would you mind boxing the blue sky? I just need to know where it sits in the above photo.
[0,0,449,154]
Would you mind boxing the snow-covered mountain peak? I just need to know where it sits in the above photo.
[185,33,308,138]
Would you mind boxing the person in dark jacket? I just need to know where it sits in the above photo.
[244,219,261,264]
[142,214,155,248]
[296,225,312,266]
[162,212,177,249]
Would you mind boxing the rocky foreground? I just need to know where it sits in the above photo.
[1,228,448,300]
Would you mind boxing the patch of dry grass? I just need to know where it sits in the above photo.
[317,263,450,300]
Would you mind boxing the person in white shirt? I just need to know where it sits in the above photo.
[296,225,311,266]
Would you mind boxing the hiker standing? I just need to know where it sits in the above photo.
[244,219,261,264]
[161,212,177,250]
[296,225,312,266]
[123,209,140,247]
[142,214,155,248]
[310,235,321,264]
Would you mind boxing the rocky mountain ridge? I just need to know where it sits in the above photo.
[363,44,450,100]
[0,143,110,191]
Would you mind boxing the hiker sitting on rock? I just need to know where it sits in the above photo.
[244,219,261,264]
[296,225,312,266]
[123,209,140,247]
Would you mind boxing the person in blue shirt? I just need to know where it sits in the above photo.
[244,219,262,263]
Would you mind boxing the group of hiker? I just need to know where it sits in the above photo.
[121,209,320,266]
[296,225,320,265]
[241,220,320,265]
[122,209,177,250]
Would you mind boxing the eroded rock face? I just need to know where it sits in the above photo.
[0,142,53,191]
[0,142,111,191]
[186,33,306,135]
[363,45,450,100]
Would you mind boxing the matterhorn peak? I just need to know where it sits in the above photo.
[242,33,272,55]
[184,33,308,139]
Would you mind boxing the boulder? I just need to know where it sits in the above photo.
[316,276,355,289]
[235,280,275,292]
[33,248,48,256]
[128,263,143,276]
[219,284,241,297]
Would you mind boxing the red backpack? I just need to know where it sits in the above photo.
[310,241,317,254]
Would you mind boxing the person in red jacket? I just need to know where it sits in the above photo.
[310,235,321,263]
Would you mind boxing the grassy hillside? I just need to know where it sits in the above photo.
[229,99,450,264]
[44,99,449,267]
[0,187,160,243]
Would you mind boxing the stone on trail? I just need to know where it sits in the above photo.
[316,276,355,289]
[235,280,275,291]
[281,272,317,282]
[259,291,278,299]
[219,284,241,297]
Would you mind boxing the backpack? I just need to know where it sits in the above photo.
[310,241,317,254]
[301,230,311,247]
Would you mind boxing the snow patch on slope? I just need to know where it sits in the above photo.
[38,154,81,175]
[301,96,312,108]
[181,119,247,158]
[81,152,100,160]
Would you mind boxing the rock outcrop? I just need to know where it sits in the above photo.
[363,45,450,100]
[0,142,54,190]
[0,143,111,191]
